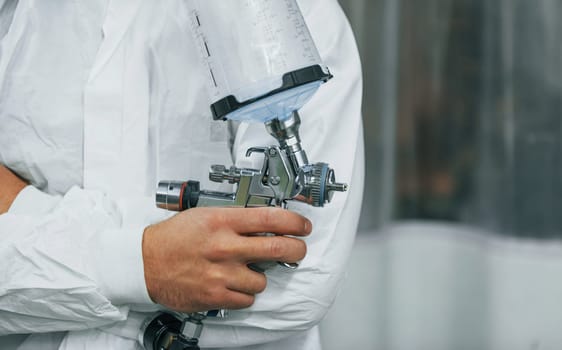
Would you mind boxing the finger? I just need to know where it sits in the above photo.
[225,265,267,295]
[189,290,256,312]
[186,270,259,312]
[219,207,312,236]
[215,290,256,310]
[239,235,307,263]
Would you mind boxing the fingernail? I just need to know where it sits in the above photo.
[304,219,312,234]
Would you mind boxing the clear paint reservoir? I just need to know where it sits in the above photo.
[186,0,332,123]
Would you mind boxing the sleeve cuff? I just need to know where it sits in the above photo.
[89,227,154,306]
[8,185,62,216]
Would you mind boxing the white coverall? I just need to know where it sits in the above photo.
[0,0,364,349]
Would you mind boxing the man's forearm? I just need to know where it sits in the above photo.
[0,165,27,214]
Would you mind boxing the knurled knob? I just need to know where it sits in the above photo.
[307,163,347,207]
[309,163,328,207]
[209,165,227,183]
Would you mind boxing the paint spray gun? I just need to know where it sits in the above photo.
[141,1,347,349]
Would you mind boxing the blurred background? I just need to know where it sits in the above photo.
[321,1,562,349]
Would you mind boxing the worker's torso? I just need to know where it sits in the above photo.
[0,0,232,200]
[0,1,325,349]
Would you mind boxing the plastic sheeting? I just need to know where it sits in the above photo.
[322,224,562,350]
[340,0,562,238]
[320,1,562,349]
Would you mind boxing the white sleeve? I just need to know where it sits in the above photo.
[0,185,155,335]
[200,0,365,346]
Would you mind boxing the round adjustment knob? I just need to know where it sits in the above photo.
[307,163,348,207]
[309,163,328,207]
[209,165,227,183]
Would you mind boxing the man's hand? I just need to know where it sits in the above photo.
[0,165,27,214]
[142,207,311,313]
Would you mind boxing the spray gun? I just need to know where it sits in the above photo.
[140,1,347,349]
[155,110,347,213]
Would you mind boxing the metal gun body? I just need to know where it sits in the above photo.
[156,113,347,213]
